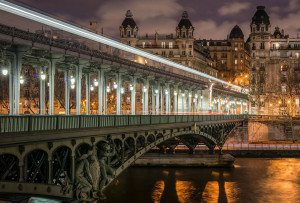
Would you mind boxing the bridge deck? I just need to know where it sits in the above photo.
[0,119,244,146]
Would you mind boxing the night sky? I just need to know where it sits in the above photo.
[11,0,300,40]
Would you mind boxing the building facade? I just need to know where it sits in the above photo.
[249,6,300,115]
[120,10,218,77]
[199,25,250,87]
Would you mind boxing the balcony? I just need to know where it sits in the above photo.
[137,45,179,49]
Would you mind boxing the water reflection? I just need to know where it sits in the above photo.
[105,158,300,203]
[152,180,165,202]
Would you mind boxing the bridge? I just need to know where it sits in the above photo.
[0,114,246,202]
[0,0,249,202]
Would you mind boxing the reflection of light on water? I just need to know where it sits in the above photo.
[162,170,169,175]
[151,180,165,202]
[176,181,196,203]
[234,164,241,168]
[202,181,219,202]
[211,171,220,178]
[225,182,239,203]
[260,158,300,202]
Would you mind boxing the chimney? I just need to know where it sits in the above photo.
[90,21,97,33]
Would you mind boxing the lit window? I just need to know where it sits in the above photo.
[235,59,237,65]
[162,42,166,48]
[142,42,145,48]
[169,42,173,49]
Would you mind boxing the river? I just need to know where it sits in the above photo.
[104,158,300,203]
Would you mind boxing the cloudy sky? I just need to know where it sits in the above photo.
[12,0,300,40]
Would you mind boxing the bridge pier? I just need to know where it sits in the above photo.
[131,75,137,115]
[181,89,185,114]
[65,69,71,115]
[155,83,160,115]
[160,85,164,114]
[12,50,23,115]
[40,66,46,115]
[116,72,122,115]
[76,65,83,115]
[174,86,178,114]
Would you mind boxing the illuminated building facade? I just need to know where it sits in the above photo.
[199,25,250,87]
[120,10,218,77]
[249,6,300,115]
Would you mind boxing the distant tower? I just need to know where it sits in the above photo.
[228,25,245,71]
[249,6,272,115]
[249,6,271,55]
[120,10,138,46]
[176,11,195,57]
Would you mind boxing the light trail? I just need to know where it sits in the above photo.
[0,0,247,92]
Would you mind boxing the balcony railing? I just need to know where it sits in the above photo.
[0,114,247,133]
[136,45,179,49]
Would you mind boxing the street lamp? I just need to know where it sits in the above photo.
[113,82,117,89]
[20,76,24,84]
[107,86,110,93]
[174,91,177,96]
[90,85,94,91]
[155,89,159,94]
[2,69,8,76]
[121,87,124,94]
[40,72,46,80]
[129,84,133,91]
[70,77,75,85]
[143,86,147,93]
[94,80,98,87]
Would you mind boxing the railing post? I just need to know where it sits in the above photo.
[28,116,32,132]
[56,115,59,130]
[79,115,82,128]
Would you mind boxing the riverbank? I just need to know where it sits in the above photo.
[222,150,300,158]
[133,153,235,167]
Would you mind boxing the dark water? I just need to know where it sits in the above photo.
[104,158,300,203]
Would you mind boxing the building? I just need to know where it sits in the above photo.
[198,25,250,87]
[249,6,300,115]
[119,10,218,77]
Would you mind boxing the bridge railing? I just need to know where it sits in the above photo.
[175,143,300,151]
[248,115,300,120]
[0,114,247,133]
